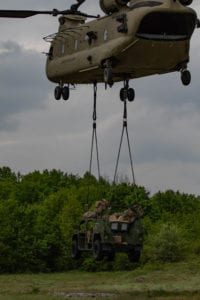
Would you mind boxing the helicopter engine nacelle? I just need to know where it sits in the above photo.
[100,0,129,15]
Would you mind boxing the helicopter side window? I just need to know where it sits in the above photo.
[137,12,196,41]
[74,40,78,50]
[103,29,108,42]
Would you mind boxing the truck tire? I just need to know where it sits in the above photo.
[93,239,104,261]
[107,250,115,261]
[71,239,81,260]
[128,250,141,263]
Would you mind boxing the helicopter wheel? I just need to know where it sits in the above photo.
[120,87,135,102]
[179,0,193,5]
[62,86,70,100]
[120,88,127,101]
[127,88,135,102]
[54,86,62,100]
[181,70,191,86]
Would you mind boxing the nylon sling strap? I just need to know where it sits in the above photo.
[113,97,137,199]
[89,82,101,180]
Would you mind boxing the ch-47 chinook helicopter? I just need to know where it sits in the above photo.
[0,0,199,101]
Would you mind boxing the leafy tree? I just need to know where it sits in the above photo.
[0,166,17,181]
[0,167,18,201]
[0,166,199,272]
[33,189,69,271]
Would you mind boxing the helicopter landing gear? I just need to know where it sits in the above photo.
[54,85,62,100]
[181,69,191,86]
[54,84,70,101]
[179,0,193,6]
[103,60,113,87]
[62,86,70,100]
[120,80,135,102]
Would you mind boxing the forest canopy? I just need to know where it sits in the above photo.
[0,166,199,273]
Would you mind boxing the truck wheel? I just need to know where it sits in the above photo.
[107,250,115,261]
[71,239,81,260]
[128,250,141,263]
[93,239,104,261]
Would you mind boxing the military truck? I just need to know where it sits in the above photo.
[71,211,143,262]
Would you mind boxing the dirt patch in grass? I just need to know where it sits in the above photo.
[55,292,117,298]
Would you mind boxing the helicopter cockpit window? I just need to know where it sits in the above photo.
[137,12,196,41]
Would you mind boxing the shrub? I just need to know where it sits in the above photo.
[153,223,186,262]
[113,253,135,271]
[81,257,113,272]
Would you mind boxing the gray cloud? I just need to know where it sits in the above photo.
[0,0,200,195]
[0,41,50,130]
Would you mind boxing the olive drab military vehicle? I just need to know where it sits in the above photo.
[0,0,199,101]
[71,200,144,262]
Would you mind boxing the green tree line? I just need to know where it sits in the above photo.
[0,166,199,273]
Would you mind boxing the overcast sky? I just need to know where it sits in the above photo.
[0,0,200,195]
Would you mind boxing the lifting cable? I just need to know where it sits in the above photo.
[86,82,101,210]
[89,82,101,180]
[113,97,138,202]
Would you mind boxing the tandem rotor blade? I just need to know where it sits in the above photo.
[0,10,60,18]
[0,9,99,19]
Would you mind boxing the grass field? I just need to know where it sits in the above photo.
[0,260,200,300]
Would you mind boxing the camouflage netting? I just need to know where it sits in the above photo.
[83,200,143,224]
[109,205,143,224]
[83,199,109,219]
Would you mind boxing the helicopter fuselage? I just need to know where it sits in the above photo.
[45,0,197,85]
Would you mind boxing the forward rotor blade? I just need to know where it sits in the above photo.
[0,10,58,18]
[0,9,99,19]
